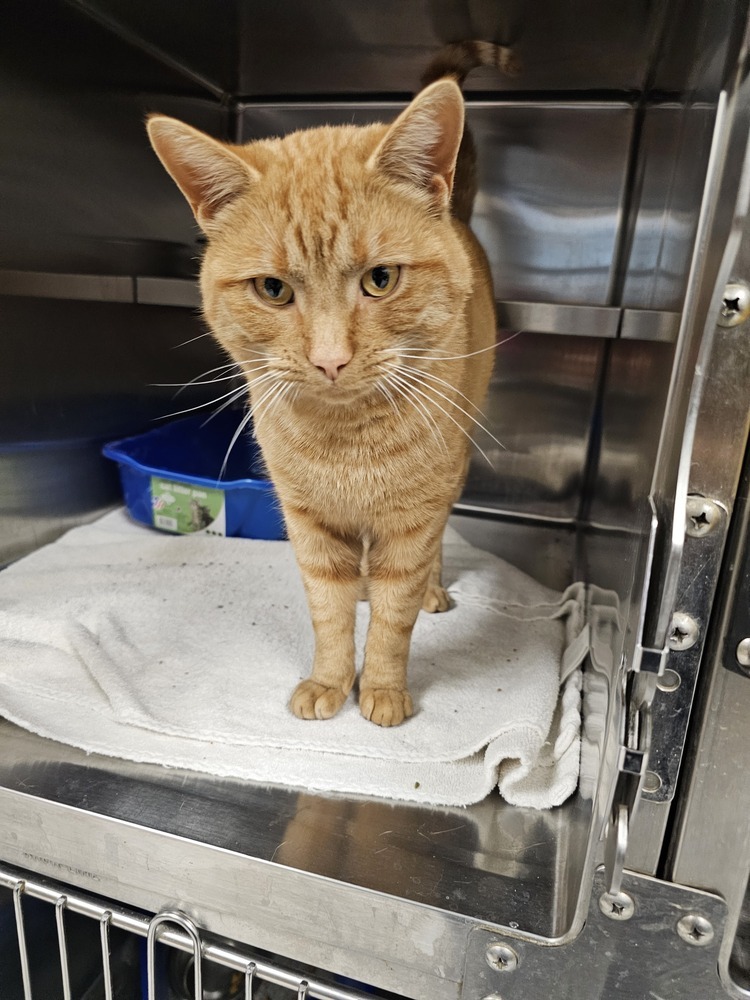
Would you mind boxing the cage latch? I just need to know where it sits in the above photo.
[602,682,652,899]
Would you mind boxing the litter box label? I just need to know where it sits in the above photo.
[150,477,226,536]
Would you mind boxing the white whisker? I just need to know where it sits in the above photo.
[152,361,240,391]
[389,365,506,452]
[380,370,449,456]
[256,380,295,432]
[153,366,265,390]
[157,382,252,421]
[217,377,285,479]
[392,363,488,418]
[392,330,525,362]
[386,368,496,468]
[375,381,399,416]
[172,331,214,349]
[252,380,290,433]
[200,386,248,426]
[218,408,255,481]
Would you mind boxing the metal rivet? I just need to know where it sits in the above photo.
[718,282,750,327]
[676,913,715,946]
[657,668,681,692]
[643,770,662,793]
[598,890,635,921]
[485,942,519,972]
[685,496,721,537]
[736,638,750,671]
[668,613,700,651]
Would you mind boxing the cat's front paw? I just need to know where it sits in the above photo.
[359,688,413,727]
[290,679,349,720]
[422,584,451,613]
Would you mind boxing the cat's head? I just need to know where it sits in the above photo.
[147,81,472,407]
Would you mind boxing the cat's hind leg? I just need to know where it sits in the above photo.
[421,544,450,613]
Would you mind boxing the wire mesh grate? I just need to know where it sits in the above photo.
[0,865,376,1000]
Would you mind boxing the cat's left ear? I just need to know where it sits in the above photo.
[368,79,464,212]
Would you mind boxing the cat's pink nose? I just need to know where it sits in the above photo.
[309,349,352,382]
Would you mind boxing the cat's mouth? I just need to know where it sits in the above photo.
[301,372,375,406]
[311,382,363,403]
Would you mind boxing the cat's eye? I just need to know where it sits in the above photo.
[361,265,400,298]
[253,276,294,306]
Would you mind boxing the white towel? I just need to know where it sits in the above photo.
[0,510,585,808]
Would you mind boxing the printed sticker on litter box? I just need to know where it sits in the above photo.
[150,477,226,536]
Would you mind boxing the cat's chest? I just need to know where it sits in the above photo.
[259,415,449,518]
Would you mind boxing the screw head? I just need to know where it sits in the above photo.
[657,668,681,692]
[643,770,662,793]
[485,942,519,972]
[668,613,700,651]
[718,282,750,326]
[737,638,750,671]
[599,890,635,921]
[676,913,715,946]
[685,496,721,537]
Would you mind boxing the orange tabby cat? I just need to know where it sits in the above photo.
[147,56,500,727]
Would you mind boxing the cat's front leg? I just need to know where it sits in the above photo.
[286,508,362,720]
[359,521,445,726]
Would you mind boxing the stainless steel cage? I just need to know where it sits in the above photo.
[2,1,750,998]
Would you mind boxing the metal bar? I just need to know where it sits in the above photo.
[0,266,682,339]
[0,269,134,303]
[0,867,367,1000]
[100,910,114,1000]
[245,960,257,999]
[55,896,72,1000]
[135,276,202,309]
[12,880,33,1000]
[619,309,681,342]
[147,911,203,1000]
[496,300,620,338]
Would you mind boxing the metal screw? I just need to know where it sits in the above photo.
[685,496,721,537]
[737,638,750,671]
[485,943,519,973]
[643,770,662,793]
[718,282,750,326]
[668,613,700,651]
[657,668,681,692]
[599,890,635,921]
[676,913,715,946]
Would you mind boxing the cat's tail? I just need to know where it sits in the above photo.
[420,40,521,89]
[419,41,521,224]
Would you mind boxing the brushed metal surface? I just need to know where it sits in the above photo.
[669,446,750,997]
[463,869,727,1000]
[0,723,591,999]
[463,333,602,519]
[620,106,716,313]
[70,0,737,98]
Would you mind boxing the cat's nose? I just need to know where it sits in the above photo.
[308,348,352,382]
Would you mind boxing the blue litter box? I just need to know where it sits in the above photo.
[103,410,285,540]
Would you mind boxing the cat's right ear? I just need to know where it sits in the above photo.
[146,116,257,233]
